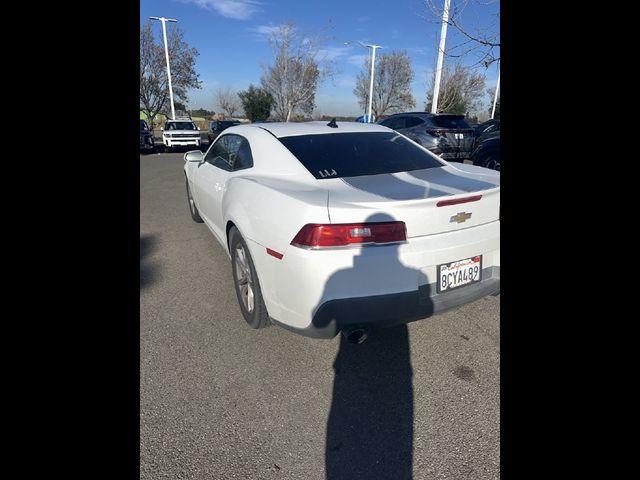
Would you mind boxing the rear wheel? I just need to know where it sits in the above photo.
[229,228,270,329]
[484,154,500,171]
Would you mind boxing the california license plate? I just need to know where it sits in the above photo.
[437,255,482,293]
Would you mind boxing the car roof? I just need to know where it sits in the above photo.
[383,112,465,118]
[237,121,390,138]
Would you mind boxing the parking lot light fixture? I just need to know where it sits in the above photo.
[149,16,178,120]
[491,65,500,119]
[431,0,450,114]
[345,41,383,123]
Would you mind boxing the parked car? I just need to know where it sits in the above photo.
[473,119,500,148]
[472,132,500,171]
[161,118,201,151]
[139,120,155,153]
[183,121,500,342]
[208,120,241,143]
[355,114,376,123]
[378,112,475,162]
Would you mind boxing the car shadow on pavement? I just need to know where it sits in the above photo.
[140,235,159,289]
[326,325,415,480]
[322,213,434,480]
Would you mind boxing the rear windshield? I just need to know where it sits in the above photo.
[278,132,444,179]
[432,115,470,129]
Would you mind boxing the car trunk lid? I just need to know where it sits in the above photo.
[325,165,500,238]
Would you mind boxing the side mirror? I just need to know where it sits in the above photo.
[184,150,204,163]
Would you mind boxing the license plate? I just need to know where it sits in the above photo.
[455,133,464,139]
[437,255,482,293]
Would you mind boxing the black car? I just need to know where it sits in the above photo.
[208,120,241,143]
[378,112,475,161]
[473,119,500,147]
[471,132,500,171]
[140,120,155,153]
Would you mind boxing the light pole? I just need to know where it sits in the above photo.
[491,64,500,119]
[149,16,177,120]
[346,41,382,123]
[431,0,450,113]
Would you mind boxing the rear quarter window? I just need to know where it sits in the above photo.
[432,116,471,129]
[278,132,445,180]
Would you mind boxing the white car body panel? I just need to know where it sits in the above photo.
[184,122,500,338]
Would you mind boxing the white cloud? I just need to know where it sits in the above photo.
[248,24,288,41]
[347,54,368,67]
[175,0,262,20]
[407,47,428,56]
[316,46,352,62]
[356,16,370,23]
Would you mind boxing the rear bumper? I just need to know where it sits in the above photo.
[272,266,500,339]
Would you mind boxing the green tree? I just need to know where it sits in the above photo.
[238,85,274,122]
[140,21,201,128]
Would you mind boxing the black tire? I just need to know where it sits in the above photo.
[484,154,500,171]
[185,179,204,223]
[229,227,270,329]
[475,152,500,171]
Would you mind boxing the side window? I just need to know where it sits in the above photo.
[205,136,232,170]
[382,118,394,129]
[234,138,254,170]
[205,134,253,171]
[389,116,408,129]
[405,117,424,128]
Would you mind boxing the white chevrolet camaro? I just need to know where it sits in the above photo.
[183,121,499,342]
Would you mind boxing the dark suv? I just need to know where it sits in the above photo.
[378,112,475,161]
[140,120,155,153]
[208,120,240,143]
[473,119,500,147]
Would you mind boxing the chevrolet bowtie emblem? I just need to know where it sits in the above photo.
[450,212,472,223]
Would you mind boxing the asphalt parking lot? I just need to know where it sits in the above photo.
[140,151,500,480]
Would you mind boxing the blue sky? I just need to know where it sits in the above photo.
[140,0,500,116]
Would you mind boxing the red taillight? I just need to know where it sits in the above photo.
[291,222,407,248]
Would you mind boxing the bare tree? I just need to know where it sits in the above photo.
[426,63,485,114]
[260,23,334,122]
[140,21,201,128]
[354,50,416,118]
[214,87,240,118]
[424,0,500,68]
